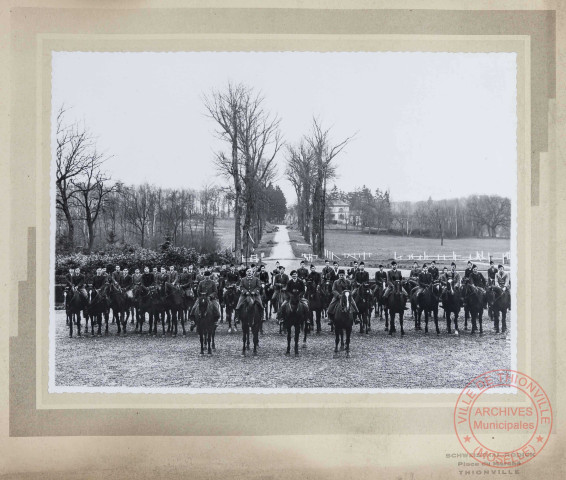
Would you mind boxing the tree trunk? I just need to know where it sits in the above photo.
[61,201,75,246]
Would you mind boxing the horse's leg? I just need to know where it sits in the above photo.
[294,324,300,355]
[494,310,500,333]
[464,307,469,330]
[471,311,477,334]
[76,311,82,336]
[286,325,291,355]
[502,310,507,334]
[316,310,321,333]
[200,330,204,354]
[479,309,483,334]
[241,324,247,355]
[340,330,344,350]
[122,310,127,335]
[389,311,395,335]
[434,308,440,335]
[303,318,308,345]
[160,311,166,336]
[424,309,429,334]
[207,330,212,354]
[180,309,186,336]
[400,312,405,335]
[334,328,339,353]
[253,323,259,355]
[345,325,351,357]
[69,311,73,337]
[384,306,389,331]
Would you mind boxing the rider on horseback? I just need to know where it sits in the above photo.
[440,262,461,288]
[119,268,134,299]
[487,260,498,286]
[321,259,334,283]
[277,270,309,324]
[189,270,221,326]
[428,261,440,281]
[235,268,263,324]
[469,264,488,308]
[495,264,511,307]
[409,261,421,282]
[383,261,403,301]
[71,267,89,301]
[352,261,369,292]
[410,263,432,299]
[92,268,107,290]
[375,264,387,285]
[296,261,309,281]
[327,269,359,325]
[256,264,270,284]
[307,264,321,285]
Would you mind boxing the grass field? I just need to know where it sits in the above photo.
[215,217,276,258]
[324,230,511,268]
[54,309,511,390]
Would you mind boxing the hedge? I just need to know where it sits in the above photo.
[55,244,234,276]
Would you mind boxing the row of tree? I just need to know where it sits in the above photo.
[322,185,511,240]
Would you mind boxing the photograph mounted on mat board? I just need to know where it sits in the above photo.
[50,50,517,393]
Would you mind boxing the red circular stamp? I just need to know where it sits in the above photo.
[454,369,552,468]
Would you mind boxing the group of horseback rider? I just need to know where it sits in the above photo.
[63,256,510,328]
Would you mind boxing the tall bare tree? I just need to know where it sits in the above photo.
[72,150,117,252]
[205,82,282,262]
[286,140,314,241]
[55,106,95,246]
[306,118,354,256]
[124,183,156,247]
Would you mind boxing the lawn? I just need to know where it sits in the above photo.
[287,227,314,259]
[324,230,511,268]
[214,217,235,249]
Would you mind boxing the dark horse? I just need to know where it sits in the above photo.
[239,292,263,355]
[306,281,324,334]
[412,282,442,334]
[224,284,239,333]
[487,285,510,333]
[280,290,309,355]
[461,279,485,334]
[440,280,462,334]
[65,287,88,337]
[194,293,216,354]
[387,280,408,335]
[163,283,186,336]
[373,280,388,321]
[86,287,109,336]
[353,282,372,334]
[106,283,130,335]
[320,280,333,320]
[334,290,355,357]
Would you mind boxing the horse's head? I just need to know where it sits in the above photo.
[340,290,351,310]
[393,280,403,294]
[198,294,209,315]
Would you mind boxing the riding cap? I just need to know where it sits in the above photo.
[333,261,338,265]
[251,263,255,268]
[310,264,315,268]
[423,263,428,268]
[391,261,397,266]
[490,260,494,265]
[431,260,436,264]
[338,269,345,274]
[451,262,456,267]
[229,264,234,267]
[498,264,504,269]
[300,261,305,264]
[204,271,211,276]
[325,259,330,263]
[378,264,383,268]
[359,262,365,266]
[290,270,297,275]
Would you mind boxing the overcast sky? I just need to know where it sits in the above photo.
[52,51,516,203]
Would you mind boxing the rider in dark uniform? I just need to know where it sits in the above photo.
[72,267,89,301]
[141,266,155,288]
[352,261,370,291]
[347,261,359,280]
[409,262,421,282]
[271,261,281,280]
[428,261,440,281]
[92,268,107,289]
[321,259,333,283]
[412,264,433,298]
[374,264,388,285]
[189,271,221,325]
[307,264,321,285]
[235,268,263,323]
[327,269,358,325]
[278,270,308,323]
[119,268,134,300]
[470,264,488,308]
[464,261,474,279]
[256,264,270,284]
[487,260,498,286]
[296,261,309,281]
[238,263,247,279]
[383,261,403,301]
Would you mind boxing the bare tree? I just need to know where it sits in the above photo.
[286,140,314,241]
[72,150,117,252]
[205,82,282,262]
[305,118,354,256]
[467,195,511,238]
[124,184,156,247]
[55,106,95,246]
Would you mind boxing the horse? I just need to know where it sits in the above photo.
[86,286,110,336]
[194,292,216,354]
[105,283,130,334]
[440,280,462,334]
[147,286,167,336]
[405,279,419,318]
[320,280,333,320]
[239,292,263,355]
[306,281,324,334]
[487,285,510,333]
[373,280,387,320]
[353,282,372,334]
[133,284,153,333]
[216,276,226,323]
[280,290,309,355]
[334,290,355,356]
[223,284,239,333]
[163,283,186,336]
[461,279,485,334]
[387,280,408,335]
[64,287,88,337]
[412,282,442,334]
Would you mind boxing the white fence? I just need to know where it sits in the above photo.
[394,251,511,264]
[323,248,341,261]
[301,253,319,263]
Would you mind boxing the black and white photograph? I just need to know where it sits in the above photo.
[51,51,516,392]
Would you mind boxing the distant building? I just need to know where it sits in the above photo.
[328,200,350,224]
